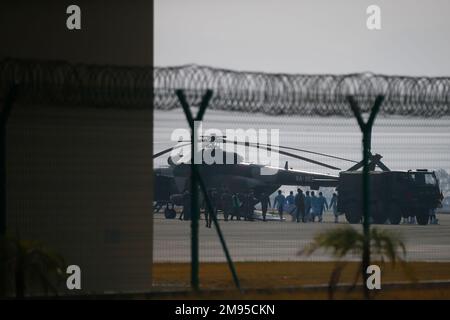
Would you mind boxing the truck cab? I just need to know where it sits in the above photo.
[406,169,442,224]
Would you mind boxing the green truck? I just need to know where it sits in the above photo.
[337,169,442,225]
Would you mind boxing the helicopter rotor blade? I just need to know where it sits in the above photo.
[248,142,358,163]
[153,142,191,159]
[155,138,357,163]
[154,137,351,169]
[223,139,341,170]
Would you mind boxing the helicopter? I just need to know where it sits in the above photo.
[153,135,356,216]
[154,135,442,224]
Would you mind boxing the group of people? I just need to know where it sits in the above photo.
[180,188,260,227]
[179,187,340,225]
[273,189,339,223]
[177,188,441,225]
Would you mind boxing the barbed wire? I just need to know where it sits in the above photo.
[1,59,450,117]
[0,59,153,109]
[155,65,450,117]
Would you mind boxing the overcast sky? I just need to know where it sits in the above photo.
[155,0,450,76]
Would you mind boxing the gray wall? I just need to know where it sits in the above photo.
[1,0,153,294]
[1,0,152,66]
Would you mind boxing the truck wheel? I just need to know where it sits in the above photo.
[416,212,429,225]
[388,204,402,225]
[345,205,361,224]
[164,207,177,219]
[372,203,387,224]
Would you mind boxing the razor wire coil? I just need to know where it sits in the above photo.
[1,59,450,117]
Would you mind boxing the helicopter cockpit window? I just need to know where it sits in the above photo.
[410,173,437,186]
[424,173,437,186]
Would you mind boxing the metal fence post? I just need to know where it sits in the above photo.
[175,89,241,291]
[190,129,200,291]
[192,166,241,290]
[347,95,384,299]
[176,89,210,291]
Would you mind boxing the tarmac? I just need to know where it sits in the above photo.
[153,211,450,263]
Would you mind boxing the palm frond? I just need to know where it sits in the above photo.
[0,234,66,297]
[299,226,413,299]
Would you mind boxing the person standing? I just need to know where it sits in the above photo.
[329,192,339,223]
[310,191,320,222]
[213,188,221,223]
[273,190,286,221]
[231,193,241,221]
[206,188,218,228]
[245,191,258,221]
[304,191,311,222]
[200,190,211,223]
[259,192,271,221]
[286,191,295,205]
[429,208,438,225]
[286,191,295,221]
[240,192,249,221]
[221,188,232,221]
[238,193,246,220]
[317,192,329,222]
[294,188,305,222]
[180,189,190,221]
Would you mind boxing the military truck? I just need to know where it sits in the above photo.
[337,154,442,225]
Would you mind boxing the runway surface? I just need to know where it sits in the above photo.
[154,212,450,262]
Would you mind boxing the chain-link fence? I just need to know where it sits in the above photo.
[2,59,450,294]
[152,64,450,291]
[0,59,153,295]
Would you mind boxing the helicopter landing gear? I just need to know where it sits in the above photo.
[164,203,177,219]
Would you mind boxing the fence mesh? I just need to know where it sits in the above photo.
[2,59,450,291]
